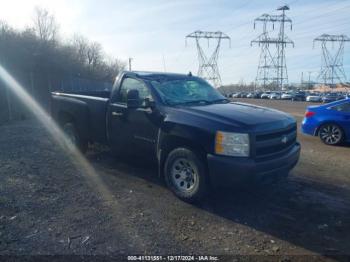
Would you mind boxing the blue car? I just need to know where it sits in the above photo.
[302,98,350,145]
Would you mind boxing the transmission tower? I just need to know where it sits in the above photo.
[251,14,278,89]
[276,5,294,90]
[251,6,294,91]
[186,30,230,87]
[313,34,350,87]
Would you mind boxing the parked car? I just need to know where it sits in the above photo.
[260,92,271,99]
[281,93,293,100]
[269,92,281,100]
[337,93,349,100]
[240,92,248,98]
[255,92,263,98]
[339,93,350,100]
[322,93,340,103]
[302,98,350,145]
[292,91,306,101]
[247,93,255,98]
[231,92,242,98]
[306,93,322,102]
[51,71,300,202]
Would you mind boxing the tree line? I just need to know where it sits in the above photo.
[0,7,125,124]
[0,7,125,83]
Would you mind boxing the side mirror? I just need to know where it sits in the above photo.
[144,98,155,108]
[127,89,140,108]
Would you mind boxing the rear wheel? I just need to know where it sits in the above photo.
[319,123,344,145]
[62,122,88,153]
[164,148,208,202]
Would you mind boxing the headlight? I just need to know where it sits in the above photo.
[215,131,250,157]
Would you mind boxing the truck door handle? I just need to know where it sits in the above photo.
[112,111,123,116]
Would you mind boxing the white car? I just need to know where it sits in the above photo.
[260,92,271,99]
[281,93,293,100]
[269,93,281,99]
[306,94,322,102]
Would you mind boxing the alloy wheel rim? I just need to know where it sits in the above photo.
[320,125,341,144]
[170,158,198,193]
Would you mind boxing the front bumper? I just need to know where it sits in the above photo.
[207,142,301,187]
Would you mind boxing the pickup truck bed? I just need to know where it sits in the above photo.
[51,92,110,144]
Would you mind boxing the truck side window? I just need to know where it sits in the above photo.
[118,78,152,106]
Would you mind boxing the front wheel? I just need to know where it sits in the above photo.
[319,123,344,145]
[164,148,209,202]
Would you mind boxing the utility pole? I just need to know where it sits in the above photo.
[186,30,231,87]
[128,57,133,71]
[313,34,350,88]
[308,71,312,89]
[301,71,304,89]
[162,54,167,72]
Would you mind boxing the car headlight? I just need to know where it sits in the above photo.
[215,131,250,157]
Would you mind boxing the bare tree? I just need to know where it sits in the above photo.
[102,58,126,81]
[72,35,89,65]
[0,20,12,35]
[33,7,59,42]
[87,42,102,69]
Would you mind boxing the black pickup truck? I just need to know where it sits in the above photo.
[51,71,300,202]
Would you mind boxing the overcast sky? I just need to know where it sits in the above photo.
[0,0,349,85]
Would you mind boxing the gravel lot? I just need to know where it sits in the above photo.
[0,99,349,261]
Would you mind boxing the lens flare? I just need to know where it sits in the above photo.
[0,65,116,203]
[0,65,156,251]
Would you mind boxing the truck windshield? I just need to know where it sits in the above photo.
[150,78,227,106]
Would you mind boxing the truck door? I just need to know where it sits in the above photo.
[108,77,159,157]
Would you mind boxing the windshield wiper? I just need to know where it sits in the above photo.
[173,100,212,106]
[210,98,230,104]
[167,99,229,106]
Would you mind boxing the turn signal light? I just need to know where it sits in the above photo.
[305,111,315,118]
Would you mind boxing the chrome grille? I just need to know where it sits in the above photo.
[255,124,297,160]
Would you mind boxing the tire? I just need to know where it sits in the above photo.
[318,123,344,146]
[62,122,88,153]
[164,147,209,202]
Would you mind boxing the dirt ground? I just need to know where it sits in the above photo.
[0,99,350,261]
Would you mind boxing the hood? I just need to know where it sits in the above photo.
[170,102,295,132]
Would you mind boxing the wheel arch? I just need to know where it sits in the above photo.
[57,111,75,126]
[58,110,88,153]
[56,109,89,141]
[157,134,208,179]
